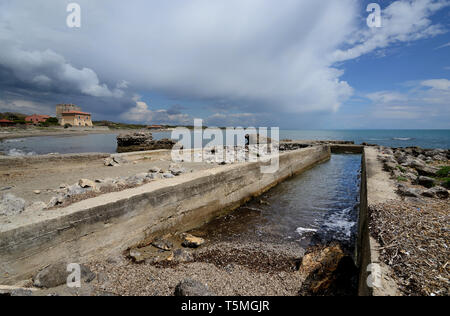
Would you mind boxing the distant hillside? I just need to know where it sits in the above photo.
[93,120,153,129]
[0,112,28,121]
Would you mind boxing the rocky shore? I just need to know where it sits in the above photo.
[372,146,449,296]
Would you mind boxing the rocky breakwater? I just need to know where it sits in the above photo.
[378,146,449,199]
[117,131,175,153]
[372,146,449,296]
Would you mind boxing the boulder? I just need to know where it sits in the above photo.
[298,245,358,296]
[0,194,26,216]
[383,161,397,172]
[169,249,193,263]
[169,164,186,176]
[78,179,96,189]
[33,262,95,288]
[117,132,175,153]
[422,186,449,199]
[117,131,153,147]
[0,287,33,297]
[417,176,435,188]
[149,167,161,173]
[182,234,205,248]
[410,161,438,177]
[162,173,175,179]
[151,237,174,251]
[397,184,421,198]
[174,279,214,296]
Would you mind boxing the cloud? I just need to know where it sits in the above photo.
[365,79,450,125]
[332,0,449,62]
[436,42,450,49]
[0,0,448,125]
[0,44,125,98]
[121,100,192,125]
[421,78,450,90]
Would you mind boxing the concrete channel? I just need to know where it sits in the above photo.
[0,143,392,296]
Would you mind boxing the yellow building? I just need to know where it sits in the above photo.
[60,111,93,127]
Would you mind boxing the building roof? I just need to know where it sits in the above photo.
[0,119,13,123]
[26,114,50,119]
[62,111,91,116]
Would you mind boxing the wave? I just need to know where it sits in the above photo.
[7,148,36,157]
[392,137,413,141]
[322,207,356,240]
[295,227,318,236]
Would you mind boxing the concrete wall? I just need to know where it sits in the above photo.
[0,146,330,285]
[357,147,400,296]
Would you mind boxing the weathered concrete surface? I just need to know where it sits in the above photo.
[0,146,330,285]
[357,147,401,296]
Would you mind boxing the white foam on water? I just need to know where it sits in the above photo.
[7,148,36,157]
[295,227,318,236]
[323,207,356,239]
[393,137,412,141]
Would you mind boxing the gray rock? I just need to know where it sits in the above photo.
[422,186,449,199]
[383,161,397,172]
[78,179,96,189]
[397,184,421,198]
[174,279,214,296]
[172,249,193,263]
[410,161,438,177]
[151,237,174,251]
[0,194,26,216]
[66,184,87,196]
[162,173,175,179]
[149,167,161,173]
[0,288,33,296]
[33,262,96,288]
[417,176,435,188]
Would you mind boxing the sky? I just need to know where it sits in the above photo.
[0,0,449,129]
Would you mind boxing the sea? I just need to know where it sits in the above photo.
[0,129,449,156]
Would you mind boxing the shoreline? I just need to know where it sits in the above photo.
[0,127,171,141]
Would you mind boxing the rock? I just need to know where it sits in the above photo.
[78,179,96,189]
[169,249,193,263]
[47,196,64,208]
[33,262,95,288]
[162,173,175,179]
[33,190,41,195]
[422,186,449,199]
[149,167,161,173]
[66,184,87,196]
[417,176,435,188]
[151,237,174,251]
[25,201,47,213]
[383,161,397,172]
[104,157,119,167]
[299,245,358,296]
[397,184,421,198]
[129,249,145,263]
[117,132,175,153]
[169,164,186,176]
[182,234,205,248]
[410,161,438,177]
[0,194,26,216]
[127,173,149,185]
[174,279,214,296]
[0,287,33,297]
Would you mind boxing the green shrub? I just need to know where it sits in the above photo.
[436,166,450,178]
[397,166,406,173]
[397,176,408,182]
[441,178,450,189]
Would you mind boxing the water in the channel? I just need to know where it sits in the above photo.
[192,154,362,253]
